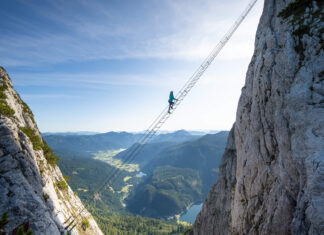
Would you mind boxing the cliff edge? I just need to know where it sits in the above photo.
[189,0,324,234]
[0,67,103,235]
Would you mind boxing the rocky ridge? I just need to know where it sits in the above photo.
[0,67,103,235]
[188,0,324,234]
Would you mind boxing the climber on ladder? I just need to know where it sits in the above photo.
[168,91,178,113]
[68,1,259,231]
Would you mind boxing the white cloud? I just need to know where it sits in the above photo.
[21,94,77,99]
[0,0,264,66]
[11,71,188,89]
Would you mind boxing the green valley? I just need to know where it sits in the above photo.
[57,150,191,234]
[45,130,228,233]
[126,166,202,218]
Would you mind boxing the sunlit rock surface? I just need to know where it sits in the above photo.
[188,0,324,234]
[0,67,103,235]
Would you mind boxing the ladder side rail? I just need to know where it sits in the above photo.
[140,106,171,140]
[140,106,169,136]
[68,61,209,230]
[111,0,258,176]
[94,140,146,194]
[113,119,170,180]
[142,0,260,150]
[63,216,72,224]
[70,0,259,223]
[109,127,163,187]
[132,104,170,149]
[64,219,75,230]
[95,108,172,193]
[119,119,166,168]
[68,223,77,233]
[93,138,149,195]
[96,118,167,194]
[175,0,257,100]
[107,0,260,190]
[107,141,149,189]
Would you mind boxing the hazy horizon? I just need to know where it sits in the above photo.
[1,0,264,132]
[41,129,226,135]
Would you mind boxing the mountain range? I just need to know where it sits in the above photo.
[124,132,229,217]
[47,129,229,219]
[44,130,201,153]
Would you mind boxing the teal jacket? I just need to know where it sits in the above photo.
[168,93,176,102]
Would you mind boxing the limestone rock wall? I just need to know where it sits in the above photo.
[193,125,237,235]
[0,67,103,235]
[189,0,324,234]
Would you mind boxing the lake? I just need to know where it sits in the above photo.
[179,203,203,224]
[136,172,147,177]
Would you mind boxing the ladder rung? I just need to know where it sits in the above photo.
[68,223,77,232]
[73,1,259,224]
[64,219,75,230]
[63,216,72,224]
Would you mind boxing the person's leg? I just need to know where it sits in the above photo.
[168,102,172,113]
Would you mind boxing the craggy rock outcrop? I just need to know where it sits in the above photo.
[190,125,237,235]
[0,67,103,235]
[189,0,324,234]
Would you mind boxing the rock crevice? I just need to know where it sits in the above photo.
[0,67,103,235]
[189,0,324,234]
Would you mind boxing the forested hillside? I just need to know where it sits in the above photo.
[57,150,191,234]
[46,130,228,233]
[126,166,202,217]
[143,132,228,194]
[125,132,228,217]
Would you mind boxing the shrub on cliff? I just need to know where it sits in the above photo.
[56,178,68,191]
[20,127,59,166]
[81,218,90,231]
[0,81,15,118]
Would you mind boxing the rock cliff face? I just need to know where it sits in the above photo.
[189,0,324,234]
[0,67,103,234]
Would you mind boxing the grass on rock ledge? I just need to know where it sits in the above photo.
[0,79,15,118]
[20,126,59,166]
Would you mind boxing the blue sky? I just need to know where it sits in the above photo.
[0,0,264,132]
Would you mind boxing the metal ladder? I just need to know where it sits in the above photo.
[103,0,259,178]
[65,0,258,231]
